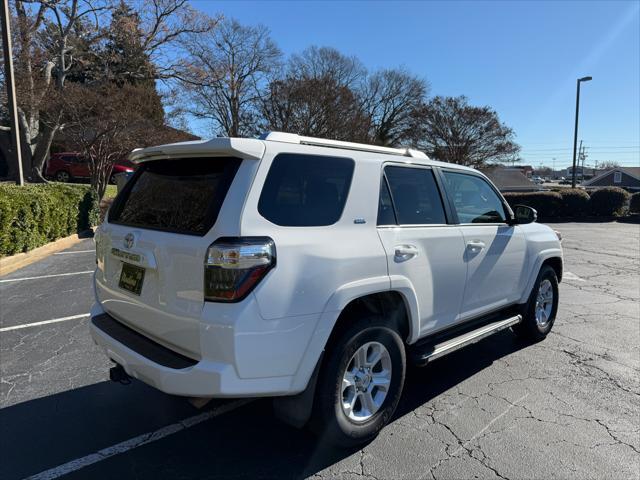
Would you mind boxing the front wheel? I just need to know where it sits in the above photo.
[310,315,406,447]
[513,265,559,342]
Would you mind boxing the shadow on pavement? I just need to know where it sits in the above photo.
[0,330,527,480]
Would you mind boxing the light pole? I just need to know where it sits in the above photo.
[1,0,24,185]
[571,76,592,188]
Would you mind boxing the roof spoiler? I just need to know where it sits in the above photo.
[128,137,265,163]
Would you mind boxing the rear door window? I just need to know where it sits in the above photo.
[258,153,354,226]
[383,166,447,225]
[109,157,242,235]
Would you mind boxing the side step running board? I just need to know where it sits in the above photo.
[411,314,522,366]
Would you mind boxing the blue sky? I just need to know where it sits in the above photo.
[192,0,640,169]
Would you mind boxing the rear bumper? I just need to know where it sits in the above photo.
[89,303,298,398]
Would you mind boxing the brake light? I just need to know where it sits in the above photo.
[204,237,276,302]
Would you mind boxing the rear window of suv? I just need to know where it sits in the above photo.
[109,157,242,235]
[258,153,354,227]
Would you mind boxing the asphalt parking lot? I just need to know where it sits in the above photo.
[1,221,638,480]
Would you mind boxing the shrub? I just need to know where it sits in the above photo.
[588,187,630,216]
[502,191,562,220]
[557,189,591,217]
[0,183,99,256]
[629,192,640,214]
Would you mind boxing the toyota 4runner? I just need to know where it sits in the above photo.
[91,132,562,446]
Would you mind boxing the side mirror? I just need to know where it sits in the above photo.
[512,205,537,225]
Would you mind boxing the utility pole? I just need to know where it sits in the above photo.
[571,76,592,188]
[1,0,24,185]
[575,140,583,184]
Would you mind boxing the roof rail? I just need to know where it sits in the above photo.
[260,132,429,159]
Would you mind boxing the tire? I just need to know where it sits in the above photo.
[310,315,406,447]
[55,170,71,183]
[109,173,117,184]
[513,265,559,342]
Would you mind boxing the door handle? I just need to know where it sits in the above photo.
[394,244,419,262]
[466,240,486,252]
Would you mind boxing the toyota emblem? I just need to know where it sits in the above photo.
[124,233,135,249]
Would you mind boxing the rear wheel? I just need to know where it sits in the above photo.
[55,170,71,183]
[310,315,405,447]
[514,265,559,342]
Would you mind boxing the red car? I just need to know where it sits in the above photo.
[46,152,134,183]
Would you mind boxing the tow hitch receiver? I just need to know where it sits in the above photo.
[109,363,131,384]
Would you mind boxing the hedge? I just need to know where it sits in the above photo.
[558,189,591,217]
[630,192,640,214]
[504,188,630,219]
[0,183,98,256]
[503,191,562,220]
[588,187,629,216]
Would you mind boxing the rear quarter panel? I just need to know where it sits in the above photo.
[240,144,388,320]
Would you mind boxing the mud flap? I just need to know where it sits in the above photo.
[272,353,323,429]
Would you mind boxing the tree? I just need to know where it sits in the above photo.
[62,82,190,200]
[360,68,429,146]
[416,96,520,167]
[260,75,370,141]
[100,1,164,123]
[597,161,620,170]
[288,46,365,89]
[4,0,215,182]
[181,18,281,137]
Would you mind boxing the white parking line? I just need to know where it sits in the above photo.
[54,250,95,255]
[0,270,93,283]
[25,399,253,480]
[564,271,586,282]
[0,314,90,332]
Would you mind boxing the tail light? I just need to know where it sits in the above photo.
[204,237,276,302]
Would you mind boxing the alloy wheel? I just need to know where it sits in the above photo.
[341,341,392,423]
[535,279,553,328]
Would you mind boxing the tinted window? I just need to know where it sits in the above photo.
[258,154,354,226]
[377,178,396,225]
[443,171,507,223]
[384,166,446,225]
[109,157,241,235]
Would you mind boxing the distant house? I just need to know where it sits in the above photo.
[481,166,542,193]
[582,167,640,192]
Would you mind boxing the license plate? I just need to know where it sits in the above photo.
[119,262,145,295]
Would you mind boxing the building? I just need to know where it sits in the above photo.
[481,166,542,193]
[582,166,640,192]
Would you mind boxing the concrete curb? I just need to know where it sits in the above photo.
[0,231,94,277]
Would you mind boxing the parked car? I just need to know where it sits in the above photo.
[559,178,572,185]
[46,152,134,183]
[532,176,544,184]
[91,133,563,446]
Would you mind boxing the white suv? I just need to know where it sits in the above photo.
[91,132,562,446]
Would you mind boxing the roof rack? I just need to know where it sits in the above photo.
[260,132,429,159]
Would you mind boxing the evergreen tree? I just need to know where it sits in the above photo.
[102,1,164,123]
